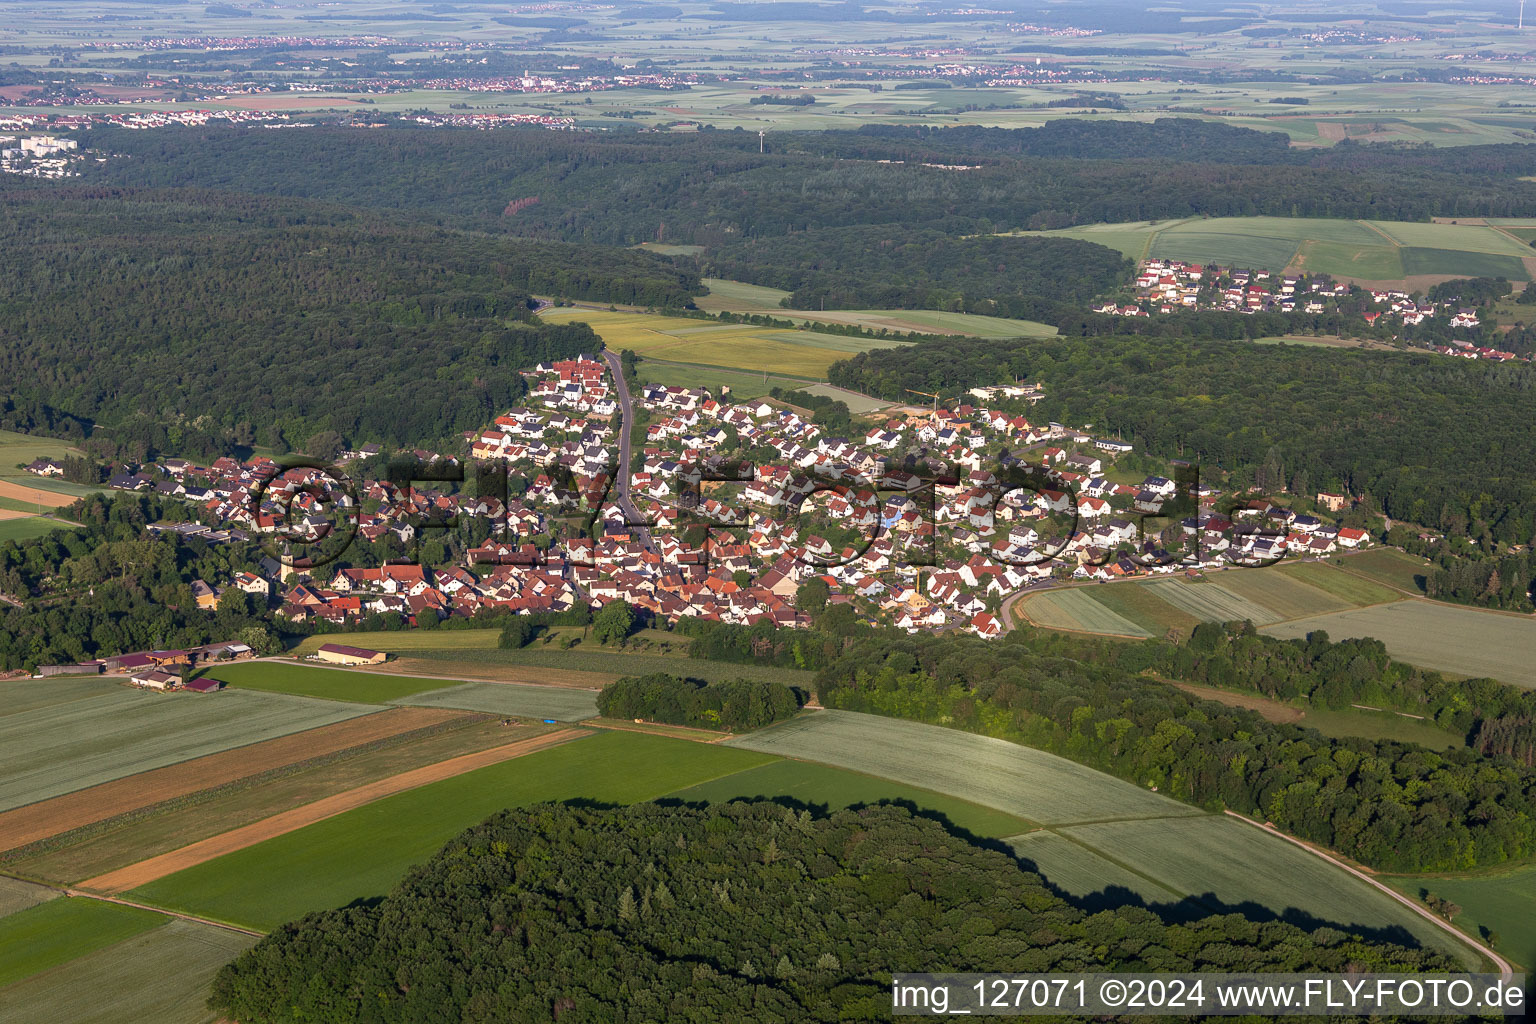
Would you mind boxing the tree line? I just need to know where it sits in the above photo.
[596,671,804,731]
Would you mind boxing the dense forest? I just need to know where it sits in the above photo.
[0,494,280,670]
[703,229,1130,317]
[815,629,1536,873]
[209,802,1453,1023]
[596,672,804,730]
[0,188,697,458]
[829,335,1536,550]
[72,123,1536,245]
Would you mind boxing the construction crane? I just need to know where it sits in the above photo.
[905,388,941,415]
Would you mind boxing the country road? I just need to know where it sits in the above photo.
[1222,811,1514,979]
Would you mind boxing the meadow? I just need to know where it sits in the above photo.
[128,731,774,930]
[724,710,1198,826]
[1025,217,1535,283]
[1382,866,1536,971]
[0,897,165,988]
[0,917,255,1024]
[0,687,373,811]
[202,661,451,703]
[1263,601,1536,690]
[394,680,599,721]
[540,308,910,378]
[664,758,1032,839]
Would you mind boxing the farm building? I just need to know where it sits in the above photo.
[315,643,387,666]
[130,669,181,691]
[36,662,104,677]
[183,677,226,693]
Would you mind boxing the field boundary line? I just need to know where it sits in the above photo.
[1221,810,1509,977]
[55,889,265,938]
[76,728,587,894]
[1023,827,1189,903]
[1359,220,1404,247]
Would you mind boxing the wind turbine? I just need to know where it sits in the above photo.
[758,129,765,154]
[1522,0,1527,29]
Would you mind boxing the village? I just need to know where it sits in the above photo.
[1097,258,1525,363]
[33,350,1373,644]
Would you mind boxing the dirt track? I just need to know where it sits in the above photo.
[0,509,33,521]
[0,707,468,852]
[0,480,77,508]
[79,728,584,893]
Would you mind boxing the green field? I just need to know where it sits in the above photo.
[794,383,892,414]
[202,662,449,703]
[665,758,1032,839]
[1333,548,1433,594]
[1382,866,1536,970]
[0,917,256,1024]
[1057,816,1480,965]
[0,897,165,988]
[1276,559,1404,605]
[0,429,82,475]
[1026,217,1535,282]
[129,731,774,930]
[0,687,373,811]
[1008,831,1187,906]
[0,676,122,718]
[541,308,909,378]
[0,517,82,543]
[1263,601,1536,690]
[1299,707,1465,750]
[291,630,502,655]
[394,680,599,721]
[724,710,1197,825]
[1017,587,1155,637]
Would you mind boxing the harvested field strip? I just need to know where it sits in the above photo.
[0,689,374,813]
[0,480,75,508]
[0,917,256,1024]
[8,718,532,885]
[0,875,57,918]
[725,710,1198,825]
[0,897,165,988]
[1141,578,1281,625]
[1016,588,1153,637]
[395,681,598,721]
[80,728,585,894]
[0,707,466,852]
